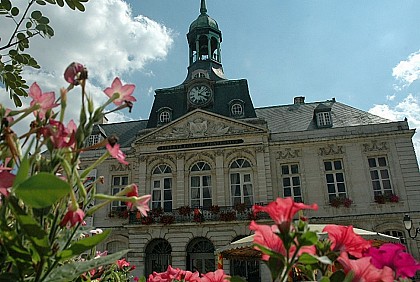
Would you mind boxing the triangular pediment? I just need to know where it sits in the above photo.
[135,109,266,144]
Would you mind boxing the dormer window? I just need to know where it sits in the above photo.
[314,103,333,128]
[157,107,173,125]
[192,69,209,79]
[229,99,245,118]
[86,134,100,147]
[316,112,332,127]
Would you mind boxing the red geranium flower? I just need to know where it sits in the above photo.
[323,224,371,258]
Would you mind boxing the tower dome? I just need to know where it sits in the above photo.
[189,0,219,32]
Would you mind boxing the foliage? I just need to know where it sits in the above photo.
[375,193,399,204]
[0,0,91,106]
[0,62,150,281]
[329,196,353,208]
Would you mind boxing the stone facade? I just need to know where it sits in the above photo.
[80,1,420,280]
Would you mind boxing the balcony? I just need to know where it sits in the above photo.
[128,203,269,225]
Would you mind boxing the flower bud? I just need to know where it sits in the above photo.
[64,62,87,85]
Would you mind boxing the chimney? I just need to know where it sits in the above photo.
[294,96,305,104]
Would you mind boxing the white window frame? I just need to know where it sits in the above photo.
[316,112,332,127]
[151,164,173,212]
[159,111,171,123]
[324,160,347,202]
[281,163,303,202]
[190,162,212,209]
[111,175,129,211]
[231,103,243,116]
[368,156,393,196]
[230,159,253,206]
[87,134,100,147]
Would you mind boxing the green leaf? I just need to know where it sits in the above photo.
[31,10,42,19]
[37,16,50,24]
[229,276,248,282]
[14,173,71,208]
[1,0,12,10]
[56,0,64,6]
[12,94,22,106]
[36,0,46,5]
[58,230,110,260]
[10,6,18,16]
[298,231,318,246]
[298,253,318,264]
[330,270,347,282]
[64,0,75,10]
[44,249,130,282]
[15,214,50,256]
[25,21,32,28]
[73,0,85,11]
[13,156,29,187]
[319,277,330,282]
[44,0,56,3]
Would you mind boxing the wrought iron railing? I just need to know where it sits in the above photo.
[128,204,269,225]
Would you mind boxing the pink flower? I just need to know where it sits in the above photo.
[64,62,86,85]
[116,258,130,269]
[201,269,230,282]
[323,225,371,258]
[29,82,58,119]
[253,197,318,232]
[250,221,315,261]
[337,252,394,282]
[106,143,128,165]
[365,243,420,278]
[41,119,77,149]
[0,170,15,197]
[103,77,136,106]
[183,270,201,282]
[250,220,285,260]
[60,205,85,228]
[132,195,151,216]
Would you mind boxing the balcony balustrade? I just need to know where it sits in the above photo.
[128,203,268,225]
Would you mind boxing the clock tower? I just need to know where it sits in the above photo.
[146,0,257,128]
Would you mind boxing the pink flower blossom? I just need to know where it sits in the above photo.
[250,220,316,261]
[0,170,15,197]
[253,197,318,232]
[200,269,230,282]
[132,195,151,217]
[64,62,86,85]
[29,82,58,119]
[364,243,420,278]
[106,143,128,165]
[337,252,394,282]
[116,258,130,269]
[103,77,136,106]
[60,206,85,228]
[41,119,77,149]
[323,224,371,258]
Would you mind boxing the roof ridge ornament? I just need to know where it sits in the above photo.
[200,0,207,14]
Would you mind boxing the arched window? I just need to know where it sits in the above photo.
[152,164,173,212]
[186,237,215,273]
[145,239,172,277]
[190,162,212,209]
[230,159,253,206]
[384,230,406,244]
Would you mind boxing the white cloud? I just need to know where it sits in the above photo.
[0,0,173,124]
[392,50,420,88]
[369,94,420,162]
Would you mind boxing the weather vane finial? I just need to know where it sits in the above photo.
[200,0,207,14]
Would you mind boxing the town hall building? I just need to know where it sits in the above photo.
[79,1,420,280]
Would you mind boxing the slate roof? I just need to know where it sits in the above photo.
[254,100,391,133]
[90,100,392,147]
[94,120,148,147]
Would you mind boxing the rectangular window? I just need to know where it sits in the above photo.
[152,178,172,212]
[316,112,332,127]
[111,175,129,211]
[86,134,100,147]
[191,175,212,209]
[324,160,347,202]
[230,173,253,206]
[368,156,393,196]
[281,164,303,202]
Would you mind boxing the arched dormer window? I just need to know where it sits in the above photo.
[190,161,212,209]
[157,107,173,125]
[230,158,253,206]
[229,99,245,118]
[152,164,173,212]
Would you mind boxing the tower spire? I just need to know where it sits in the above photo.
[200,0,207,14]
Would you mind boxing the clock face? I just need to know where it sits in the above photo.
[188,85,212,106]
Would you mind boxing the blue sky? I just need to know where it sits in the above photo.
[1,0,420,159]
